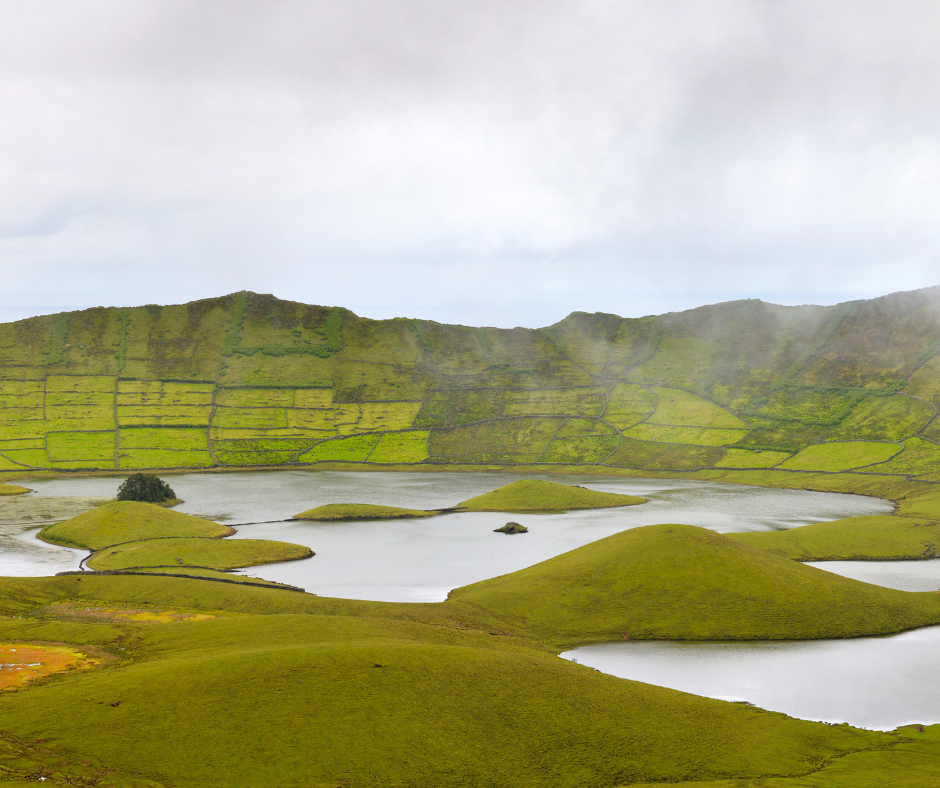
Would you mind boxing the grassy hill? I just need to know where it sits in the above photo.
[0,572,904,787]
[447,523,940,646]
[0,286,939,476]
[452,478,646,512]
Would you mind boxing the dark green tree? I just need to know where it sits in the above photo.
[116,473,176,503]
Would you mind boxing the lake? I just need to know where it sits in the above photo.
[13,470,892,600]
[562,625,940,731]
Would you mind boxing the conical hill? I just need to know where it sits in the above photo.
[448,523,940,646]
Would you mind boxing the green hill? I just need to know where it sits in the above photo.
[729,515,940,561]
[86,536,312,572]
[293,503,438,520]
[452,479,646,512]
[447,523,940,646]
[1,286,940,475]
[38,501,234,550]
[0,573,897,787]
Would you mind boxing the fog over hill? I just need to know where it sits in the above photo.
[1,285,940,475]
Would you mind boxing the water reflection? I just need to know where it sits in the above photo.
[807,559,940,593]
[562,626,940,730]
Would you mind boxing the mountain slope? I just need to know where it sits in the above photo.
[1,287,939,474]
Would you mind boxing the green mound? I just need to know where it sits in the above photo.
[448,523,940,646]
[729,515,940,561]
[38,501,234,550]
[453,479,646,512]
[86,537,313,572]
[0,484,29,496]
[121,567,300,588]
[0,594,886,788]
[292,503,438,521]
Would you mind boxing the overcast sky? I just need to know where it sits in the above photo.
[1,1,939,328]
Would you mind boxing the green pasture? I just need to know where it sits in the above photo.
[453,479,646,512]
[118,449,214,469]
[215,387,295,407]
[502,386,607,417]
[626,422,747,446]
[293,503,438,520]
[729,515,940,561]
[300,433,379,462]
[603,435,669,467]
[38,502,233,550]
[779,441,903,472]
[541,434,619,463]
[602,381,657,429]
[119,427,208,451]
[647,386,747,428]
[866,436,940,475]
[716,447,791,468]
[368,430,430,463]
[87,536,312,571]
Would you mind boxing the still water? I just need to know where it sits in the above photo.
[15,470,891,598]
[563,625,940,731]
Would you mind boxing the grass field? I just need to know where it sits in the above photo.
[502,386,608,417]
[453,479,646,512]
[863,436,940,475]
[779,441,903,472]
[647,387,748,428]
[602,382,658,429]
[299,434,379,462]
[0,571,898,788]
[626,423,748,446]
[293,503,438,520]
[367,430,430,463]
[38,502,233,550]
[729,515,940,561]
[716,448,792,468]
[87,536,312,571]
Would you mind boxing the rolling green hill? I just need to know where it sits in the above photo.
[447,523,940,647]
[1,286,939,475]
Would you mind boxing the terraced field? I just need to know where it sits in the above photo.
[2,288,940,477]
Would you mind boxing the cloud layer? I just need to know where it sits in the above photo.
[1,1,939,326]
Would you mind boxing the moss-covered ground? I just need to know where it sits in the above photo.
[453,479,647,512]
[293,502,438,520]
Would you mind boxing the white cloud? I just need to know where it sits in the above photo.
[0,0,938,327]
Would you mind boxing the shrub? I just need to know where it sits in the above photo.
[116,473,177,503]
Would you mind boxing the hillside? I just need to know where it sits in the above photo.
[1,287,940,474]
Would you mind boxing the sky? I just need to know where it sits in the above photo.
[1,0,939,328]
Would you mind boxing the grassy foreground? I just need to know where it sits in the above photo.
[0,573,899,788]
[38,501,234,550]
[453,479,646,512]
[293,502,438,520]
[448,523,940,647]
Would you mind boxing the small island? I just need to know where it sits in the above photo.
[453,479,647,513]
[292,503,439,521]
[0,484,30,496]
[494,522,528,534]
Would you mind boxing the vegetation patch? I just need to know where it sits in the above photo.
[216,388,295,408]
[0,484,29,495]
[502,387,607,417]
[0,644,97,691]
[38,501,232,550]
[119,427,209,451]
[368,431,430,463]
[293,503,438,521]
[87,536,313,572]
[448,523,940,646]
[779,441,903,472]
[540,435,619,464]
[729,515,940,561]
[716,448,792,469]
[644,444,724,470]
[46,431,115,461]
[212,407,288,430]
[299,434,380,463]
[453,479,646,512]
[863,436,940,476]
[117,405,211,427]
[826,394,935,442]
[354,401,422,433]
[118,449,214,469]
[602,382,657,430]
[626,423,747,446]
[415,389,502,427]
[647,387,747,428]
[602,436,668,468]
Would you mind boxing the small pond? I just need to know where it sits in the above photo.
[562,625,940,731]
[13,470,891,598]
